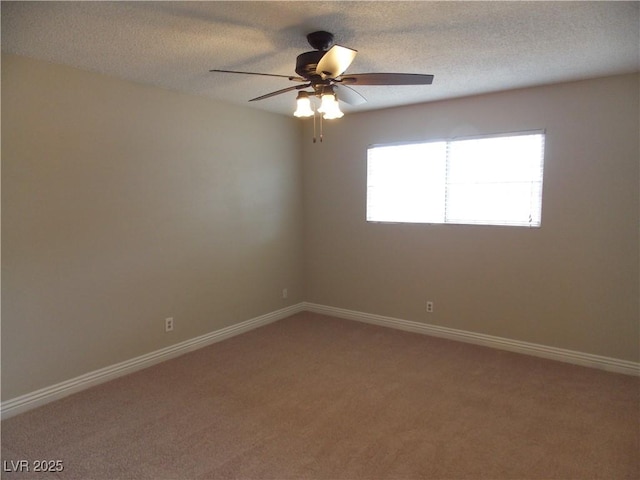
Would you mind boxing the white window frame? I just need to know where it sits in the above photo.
[366,130,546,227]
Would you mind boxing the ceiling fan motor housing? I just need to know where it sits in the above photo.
[296,31,336,79]
[295,50,326,79]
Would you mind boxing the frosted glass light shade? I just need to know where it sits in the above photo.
[293,92,314,117]
[318,93,343,119]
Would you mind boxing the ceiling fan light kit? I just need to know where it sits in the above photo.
[210,31,434,141]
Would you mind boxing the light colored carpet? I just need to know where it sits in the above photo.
[2,312,639,479]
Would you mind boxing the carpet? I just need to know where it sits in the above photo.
[2,312,638,479]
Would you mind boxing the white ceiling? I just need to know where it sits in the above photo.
[2,1,639,116]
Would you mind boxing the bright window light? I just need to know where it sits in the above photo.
[366,131,545,227]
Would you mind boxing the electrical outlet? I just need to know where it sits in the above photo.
[282,288,288,299]
[426,301,434,313]
[165,317,174,332]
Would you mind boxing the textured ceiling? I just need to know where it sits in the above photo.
[2,1,639,116]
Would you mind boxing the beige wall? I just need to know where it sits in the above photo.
[2,54,638,402]
[1,54,304,400]
[303,74,639,362]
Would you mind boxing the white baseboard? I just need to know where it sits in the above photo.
[3,301,637,419]
[303,302,640,376]
[1,303,306,420]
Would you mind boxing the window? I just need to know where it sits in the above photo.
[366,131,545,227]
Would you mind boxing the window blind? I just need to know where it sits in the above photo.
[366,131,545,227]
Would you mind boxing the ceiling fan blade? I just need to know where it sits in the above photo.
[248,83,311,102]
[210,69,306,82]
[340,73,434,86]
[334,84,367,105]
[315,45,357,79]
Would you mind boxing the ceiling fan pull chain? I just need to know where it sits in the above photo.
[313,110,317,143]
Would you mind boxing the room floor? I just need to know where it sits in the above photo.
[2,312,638,479]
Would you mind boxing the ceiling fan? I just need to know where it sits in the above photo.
[210,31,434,117]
